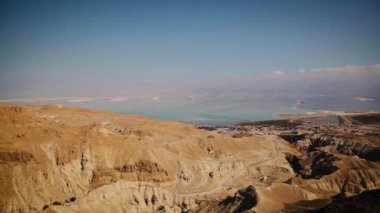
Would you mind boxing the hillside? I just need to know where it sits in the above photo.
[0,103,379,212]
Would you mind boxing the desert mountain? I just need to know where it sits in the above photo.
[0,103,379,212]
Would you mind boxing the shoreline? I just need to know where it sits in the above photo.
[278,110,380,120]
[2,101,379,127]
[198,110,380,127]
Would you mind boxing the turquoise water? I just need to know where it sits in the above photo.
[70,97,296,126]
[11,95,379,126]
[13,96,298,126]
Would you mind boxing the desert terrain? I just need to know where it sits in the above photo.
[0,103,379,213]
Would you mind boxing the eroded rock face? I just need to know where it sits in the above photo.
[296,135,379,162]
[221,185,258,212]
[284,189,380,213]
[286,151,339,179]
[0,151,35,163]
[115,160,168,175]
[278,134,306,144]
[314,189,380,213]
[357,147,380,161]
[193,185,258,213]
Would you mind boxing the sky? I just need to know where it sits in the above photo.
[1,0,380,99]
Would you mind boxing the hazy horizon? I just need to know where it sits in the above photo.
[1,0,380,100]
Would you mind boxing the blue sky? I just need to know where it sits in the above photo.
[1,0,380,98]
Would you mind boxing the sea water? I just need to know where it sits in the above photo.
[9,95,380,126]
[63,96,298,126]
